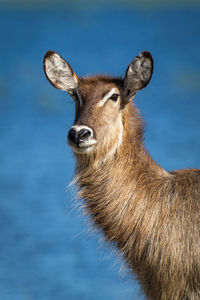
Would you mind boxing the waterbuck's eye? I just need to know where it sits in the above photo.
[109,94,119,101]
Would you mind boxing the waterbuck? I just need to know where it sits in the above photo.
[43,50,200,300]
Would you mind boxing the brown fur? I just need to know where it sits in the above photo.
[74,89,200,300]
[43,51,200,300]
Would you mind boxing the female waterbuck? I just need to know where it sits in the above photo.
[43,50,200,300]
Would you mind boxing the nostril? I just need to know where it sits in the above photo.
[78,129,91,143]
[68,128,77,144]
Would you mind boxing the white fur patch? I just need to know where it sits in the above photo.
[71,125,93,134]
[44,52,78,91]
[97,88,118,107]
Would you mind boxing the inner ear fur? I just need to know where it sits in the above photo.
[123,51,153,102]
[43,51,78,95]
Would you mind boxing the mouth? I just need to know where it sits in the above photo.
[67,138,97,154]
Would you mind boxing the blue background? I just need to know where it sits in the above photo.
[0,1,200,299]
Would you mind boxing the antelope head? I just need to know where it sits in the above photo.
[43,51,153,158]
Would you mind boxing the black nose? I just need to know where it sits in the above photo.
[68,128,77,145]
[68,128,91,146]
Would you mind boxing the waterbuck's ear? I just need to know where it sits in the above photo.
[123,51,153,103]
[43,51,78,95]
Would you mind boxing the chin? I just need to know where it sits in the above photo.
[68,143,95,155]
[68,138,97,155]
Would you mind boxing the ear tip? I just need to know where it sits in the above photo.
[140,51,152,58]
[43,50,59,65]
[140,51,153,62]
[139,51,153,65]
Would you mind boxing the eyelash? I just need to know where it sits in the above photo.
[109,94,119,101]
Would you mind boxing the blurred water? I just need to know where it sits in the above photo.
[0,3,200,300]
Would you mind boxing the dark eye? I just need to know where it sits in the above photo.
[109,94,119,101]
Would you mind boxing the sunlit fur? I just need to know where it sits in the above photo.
[74,85,200,300]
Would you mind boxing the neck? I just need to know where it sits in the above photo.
[74,103,169,270]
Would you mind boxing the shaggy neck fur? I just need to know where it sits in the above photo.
[73,103,199,300]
